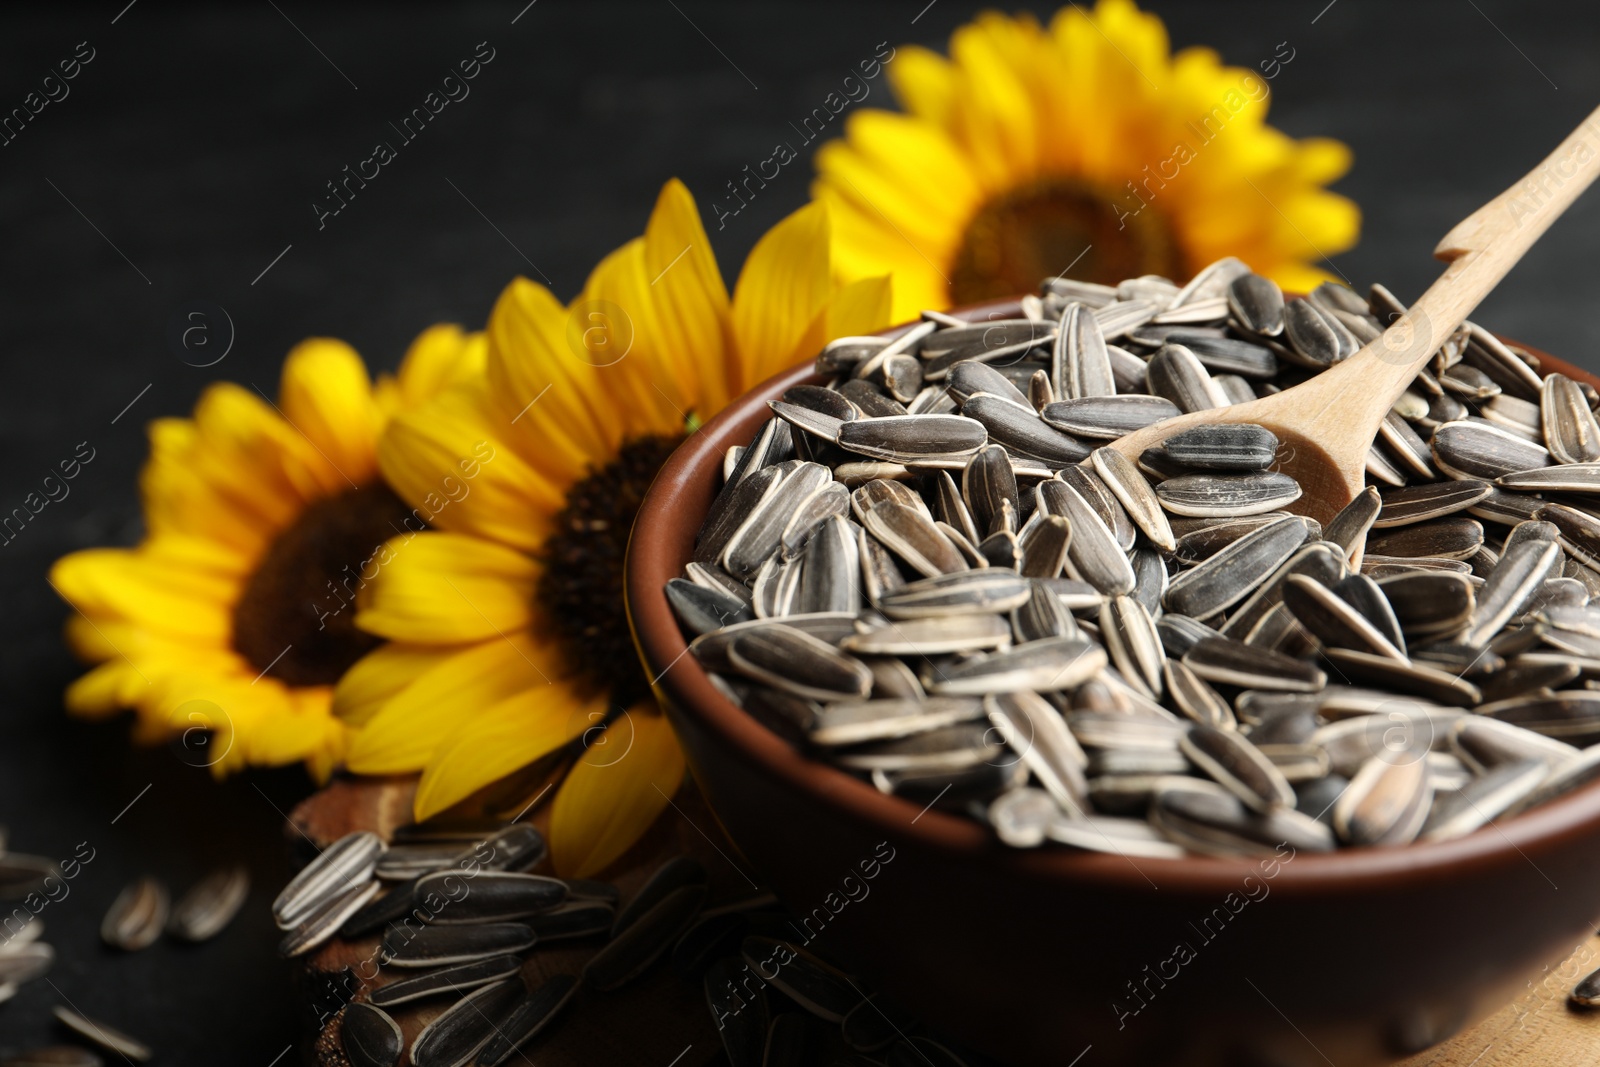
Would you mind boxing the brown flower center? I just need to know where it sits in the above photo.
[949,176,1182,306]
[232,483,415,686]
[535,435,684,709]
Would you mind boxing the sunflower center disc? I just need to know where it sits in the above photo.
[233,482,415,686]
[536,435,684,708]
[949,176,1182,306]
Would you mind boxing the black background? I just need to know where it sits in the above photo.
[1,1,1597,1061]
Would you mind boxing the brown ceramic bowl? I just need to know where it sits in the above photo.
[626,299,1600,1067]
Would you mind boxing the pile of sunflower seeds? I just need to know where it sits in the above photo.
[280,823,958,1067]
[668,258,1600,866]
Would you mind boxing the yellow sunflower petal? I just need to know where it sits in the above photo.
[378,383,564,552]
[485,277,621,466]
[344,634,563,775]
[383,324,488,413]
[413,683,596,820]
[51,547,235,644]
[352,531,538,644]
[278,338,382,487]
[635,178,732,416]
[730,201,833,387]
[580,238,697,439]
[549,708,686,878]
[331,641,462,727]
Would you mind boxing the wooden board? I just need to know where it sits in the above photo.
[1399,940,1600,1066]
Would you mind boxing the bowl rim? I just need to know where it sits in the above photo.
[627,295,1600,894]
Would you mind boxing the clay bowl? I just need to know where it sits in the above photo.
[625,297,1600,1067]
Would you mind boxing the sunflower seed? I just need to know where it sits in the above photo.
[1162,424,1278,471]
[101,878,168,952]
[860,503,967,579]
[1375,571,1475,640]
[1227,274,1285,337]
[1150,781,1335,856]
[1053,303,1115,399]
[340,1003,403,1067]
[1334,754,1432,847]
[1366,518,1485,561]
[474,975,581,1067]
[728,624,872,701]
[1155,471,1302,517]
[1281,299,1343,366]
[50,1008,150,1063]
[0,943,51,986]
[989,787,1062,848]
[1013,581,1079,642]
[279,879,381,958]
[1058,464,1137,549]
[841,614,1012,656]
[811,697,984,747]
[1180,725,1296,811]
[1173,257,1251,307]
[410,978,524,1067]
[369,954,523,1007]
[1038,478,1135,595]
[413,871,565,925]
[272,830,382,930]
[946,359,1029,410]
[1185,636,1326,692]
[1282,574,1407,660]
[1420,758,1548,842]
[878,569,1032,620]
[1158,660,1233,728]
[1040,394,1180,439]
[1571,966,1600,1009]
[985,691,1089,816]
[923,636,1107,695]
[1461,539,1562,648]
[1164,515,1308,619]
[1374,480,1492,528]
[1541,373,1600,463]
[381,922,535,967]
[818,336,889,373]
[1100,596,1165,699]
[1094,299,1159,340]
[961,394,1089,466]
[1091,447,1174,551]
[1431,420,1550,480]
[667,578,754,637]
[1146,344,1228,413]
[586,884,709,992]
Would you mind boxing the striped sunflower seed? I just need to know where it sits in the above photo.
[410,979,525,1067]
[101,878,168,952]
[1154,471,1303,517]
[1162,424,1279,471]
[50,1008,151,1064]
[1041,395,1179,439]
[271,830,382,930]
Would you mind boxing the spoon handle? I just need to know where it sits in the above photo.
[1309,102,1600,419]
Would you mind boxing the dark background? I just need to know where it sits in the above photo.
[0,1,1596,1060]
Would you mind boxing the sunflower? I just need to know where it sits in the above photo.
[50,326,485,780]
[333,179,891,877]
[814,0,1360,322]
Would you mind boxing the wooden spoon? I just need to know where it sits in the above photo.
[1107,103,1600,523]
